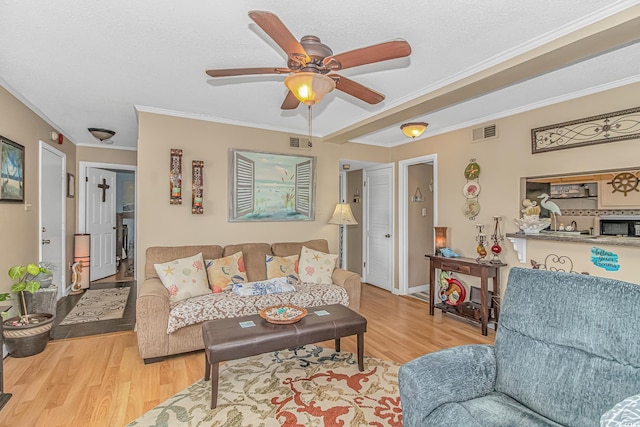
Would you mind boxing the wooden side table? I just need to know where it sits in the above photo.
[0,305,12,410]
[426,255,506,335]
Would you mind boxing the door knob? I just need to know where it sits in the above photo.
[42,239,51,245]
[385,234,391,238]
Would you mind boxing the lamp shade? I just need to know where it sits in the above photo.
[88,128,115,142]
[74,234,91,289]
[328,203,358,225]
[284,72,336,105]
[401,122,428,138]
[434,226,447,255]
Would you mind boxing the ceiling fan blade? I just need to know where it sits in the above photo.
[281,90,301,110]
[206,67,290,78]
[248,11,309,62]
[323,40,411,70]
[330,74,385,104]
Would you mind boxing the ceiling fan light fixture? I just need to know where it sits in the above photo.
[401,122,428,138]
[88,127,116,143]
[284,72,336,105]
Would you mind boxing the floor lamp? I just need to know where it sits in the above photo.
[72,234,91,293]
[328,203,358,268]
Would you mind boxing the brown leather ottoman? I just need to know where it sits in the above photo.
[201,303,366,408]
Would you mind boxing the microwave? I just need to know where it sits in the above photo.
[600,217,640,237]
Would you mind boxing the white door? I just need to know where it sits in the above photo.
[364,165,393,290]
[39,142,66,299]
[86,168,117,281]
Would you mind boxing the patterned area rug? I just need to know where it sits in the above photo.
[409,291,430,302]
[59,287,130,325]
[126,345,402,427]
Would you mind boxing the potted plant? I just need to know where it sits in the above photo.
[2,263,56,357]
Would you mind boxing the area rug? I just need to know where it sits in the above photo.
[126,345,402,427]
[409,291,429,303]
[59,287,130,325]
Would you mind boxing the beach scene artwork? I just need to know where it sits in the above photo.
[1,137,24,202]
[229,149,315,222]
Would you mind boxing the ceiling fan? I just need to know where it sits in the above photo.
[205,11,412,110]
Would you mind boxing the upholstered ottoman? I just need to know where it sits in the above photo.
[202,303,367,408]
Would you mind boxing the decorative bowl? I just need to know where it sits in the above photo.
[259,304,307,324]
[514,217,551,234]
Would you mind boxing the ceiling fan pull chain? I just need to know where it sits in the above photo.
[308,105,313,148]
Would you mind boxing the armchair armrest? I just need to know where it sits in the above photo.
[399,344,496,427]
[135,278,170,360]
[331,268,361,310]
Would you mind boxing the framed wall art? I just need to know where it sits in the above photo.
[192,160,204,214]
[170,148,182,204]
[228,149,316,222]
[531,106,640,154]
[0,136,25,202]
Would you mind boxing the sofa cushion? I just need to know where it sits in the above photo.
[205,251,247,292]
[298,246,338,285]
[266,254,299,283]
[145,245,223,279]
[232,277,296,296]
[223,243,271,282]
[153,253,210,303]
[166,283,349,333]
[495,268,640,427]
[271,239,330,257]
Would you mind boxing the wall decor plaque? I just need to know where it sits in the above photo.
[531,106,640,154]
[170,149,183,204]
[192,160,204,214]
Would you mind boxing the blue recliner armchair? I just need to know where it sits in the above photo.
[399,267,640,427]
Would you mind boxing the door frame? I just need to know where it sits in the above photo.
[362,162,395,292]
[38,141,66,299]
[398,154,438,295]
[78,161,137,279]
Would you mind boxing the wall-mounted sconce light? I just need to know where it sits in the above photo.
[434,226,447,255]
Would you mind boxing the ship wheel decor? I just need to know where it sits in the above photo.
[607,172,639,196]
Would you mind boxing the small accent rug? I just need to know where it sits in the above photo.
[126,345,402,427]
[59,287,130,325]
[409,291,430,302]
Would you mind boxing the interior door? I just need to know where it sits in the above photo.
[39,143,66,299]
[364,165,393,290]
[86,167,117,281]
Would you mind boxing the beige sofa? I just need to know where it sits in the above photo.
[136,239,361,362]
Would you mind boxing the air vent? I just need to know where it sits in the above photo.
[289,136,311,150]
[472,124,498,142]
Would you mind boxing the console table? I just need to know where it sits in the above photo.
[426,255,506,335]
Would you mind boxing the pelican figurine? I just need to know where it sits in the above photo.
[537,193,561,231]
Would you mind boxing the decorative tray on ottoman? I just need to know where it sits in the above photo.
[259,304,308,324]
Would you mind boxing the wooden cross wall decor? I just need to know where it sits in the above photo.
[97,178,110,202]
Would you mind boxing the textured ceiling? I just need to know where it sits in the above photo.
[1,1,639,150]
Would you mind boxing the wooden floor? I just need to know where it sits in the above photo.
[0,284,494,426]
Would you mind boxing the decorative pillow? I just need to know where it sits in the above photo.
[205,251,247,293]
[154,253,210,303]
[266,254,300,284]
[232,277,296,297]
[298,246,338,285]
[601,394,640,427]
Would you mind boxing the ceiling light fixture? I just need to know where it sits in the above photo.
[88,127,116,144]
[284,72,336,106]
[401,122,428,138]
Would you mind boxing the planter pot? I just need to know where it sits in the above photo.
[3,313,55,358]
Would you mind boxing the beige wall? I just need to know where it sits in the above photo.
[77,146,137,167]
[346,169,363,275]
[391,81,640,287]
[136,112,388,278]
[408,163,433,287]
[0,86,77,295]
